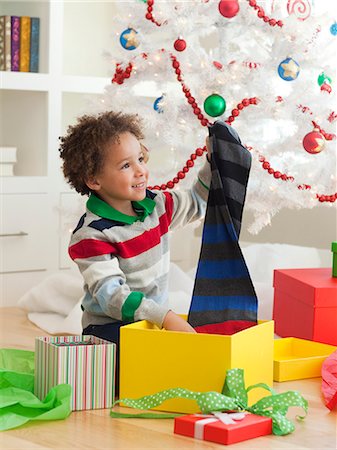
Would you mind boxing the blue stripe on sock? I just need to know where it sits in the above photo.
[202,222,237,244]
[196,259,249,279]
[190,295,258,312]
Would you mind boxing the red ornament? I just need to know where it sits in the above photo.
[218,0,240,18]
[302,129,325,154]
[213,61,223,70]
[321,82,332,94]
[174,38,187,52]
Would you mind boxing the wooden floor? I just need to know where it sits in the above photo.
[1,307,336,450]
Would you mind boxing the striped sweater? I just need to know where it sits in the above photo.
[69,162,211,329]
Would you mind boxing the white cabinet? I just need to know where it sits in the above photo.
[0,194,49,272]
[0,1,116,305]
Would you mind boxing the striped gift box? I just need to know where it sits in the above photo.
[34,335,115,411]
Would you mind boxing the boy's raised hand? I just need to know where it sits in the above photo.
[205,136,212,162]
[162,310,196,333]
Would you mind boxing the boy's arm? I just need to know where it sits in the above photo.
[74,251,167,326]
[162,310,196,333]
[168,154,211,230]
[69,232,194,332]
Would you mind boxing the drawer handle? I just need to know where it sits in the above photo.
[0,232,29,237]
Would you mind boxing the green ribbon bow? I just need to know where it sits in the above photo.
[111,368,308,436]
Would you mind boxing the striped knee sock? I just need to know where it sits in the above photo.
[188,121,258,335]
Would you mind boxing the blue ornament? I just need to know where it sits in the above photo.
[277,57,300,81]
[153,95,164,113]
[330,22,337,36]
[120,28,139,50]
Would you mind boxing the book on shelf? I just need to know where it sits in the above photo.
[0,15,11,71]
[0,163,15,177]
[0,16,4,70]
[0,15,39,73]
[10,15,20,71]
[0,147,17,163]
[29,17,39,73]
[19,16,31,72]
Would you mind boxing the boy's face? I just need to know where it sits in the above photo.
[87,132,149,215]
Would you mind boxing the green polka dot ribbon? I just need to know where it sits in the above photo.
[110,368,308,436]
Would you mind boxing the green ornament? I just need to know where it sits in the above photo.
[317,72,332,86]
[203,94,226,117]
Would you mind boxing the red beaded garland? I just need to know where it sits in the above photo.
[147,147,207,191]
[256,154,336,203]
[246,0,283,27]
[145,0,162,27]
[169,55,210,128]
[110,51,334,202]
[311,121,336,141]
[317,193,337,203]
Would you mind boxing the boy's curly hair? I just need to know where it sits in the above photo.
[59,111,144,195]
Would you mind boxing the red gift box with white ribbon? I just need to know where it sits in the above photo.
[174,411,272,445]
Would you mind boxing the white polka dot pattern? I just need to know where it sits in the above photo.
[112,368,308,436]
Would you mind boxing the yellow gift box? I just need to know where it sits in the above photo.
[120,318,274,413]
[273,337,336,382]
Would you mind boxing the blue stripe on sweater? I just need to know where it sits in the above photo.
[196,259,249,279]
[202,222,237,243]
[89,217,125,231]
[190,295,257,312]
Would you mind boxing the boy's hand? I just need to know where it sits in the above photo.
[205,136,212,162]
[162,310,196,333]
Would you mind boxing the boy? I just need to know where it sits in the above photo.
[59,111,211,382]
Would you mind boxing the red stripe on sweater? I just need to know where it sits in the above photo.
[115,212,170,258]
[163,191,174,225]
[69,239,116,260]
[69,212,171,260]
[195,320,256,335]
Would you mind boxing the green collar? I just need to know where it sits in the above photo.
[87,193,156,224]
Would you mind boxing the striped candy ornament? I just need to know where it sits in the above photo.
[34,335,115,411]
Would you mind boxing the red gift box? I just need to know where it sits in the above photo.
[273,268,337,346]
[174,412,272,445]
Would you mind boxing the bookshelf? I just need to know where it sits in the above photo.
[0,1,115,305]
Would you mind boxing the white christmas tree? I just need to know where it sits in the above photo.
[91,0,336,233]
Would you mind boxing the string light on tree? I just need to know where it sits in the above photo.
[302,129,325,154]
[120,28,140,50]
[218,0,240,18]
